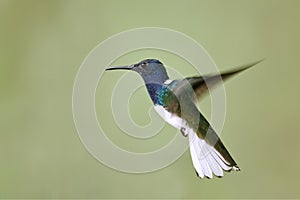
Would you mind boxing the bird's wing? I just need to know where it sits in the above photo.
[159,61,262,178]
[182,60,263,100]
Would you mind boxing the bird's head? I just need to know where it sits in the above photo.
[106,59,169,84]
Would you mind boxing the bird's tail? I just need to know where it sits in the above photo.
[188,131,240,179]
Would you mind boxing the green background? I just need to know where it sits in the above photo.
[1,0,300,198]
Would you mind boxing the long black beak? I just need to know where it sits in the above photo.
[105,64,134,71]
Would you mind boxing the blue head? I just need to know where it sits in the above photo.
[106,59,169,84]
[106,59,170,103]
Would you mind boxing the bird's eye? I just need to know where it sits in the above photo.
[141,62,147,67]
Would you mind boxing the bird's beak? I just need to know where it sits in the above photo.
[105,64,134,71]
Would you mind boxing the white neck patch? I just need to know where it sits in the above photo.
[163,79,173,85]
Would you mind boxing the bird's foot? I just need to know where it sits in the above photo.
[180,127,188,137]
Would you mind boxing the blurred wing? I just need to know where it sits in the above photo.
[160,60,262,178]
[178,60,263,100]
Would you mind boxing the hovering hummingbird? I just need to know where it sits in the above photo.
[106,59,261,179]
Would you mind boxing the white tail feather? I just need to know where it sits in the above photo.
[189,140,204,178]
[189,130,236,178]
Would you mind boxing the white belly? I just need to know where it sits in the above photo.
[154,105,187,130]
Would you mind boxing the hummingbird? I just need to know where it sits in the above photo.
[106,59,261,179]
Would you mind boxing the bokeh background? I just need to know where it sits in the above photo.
[1,0,300,198]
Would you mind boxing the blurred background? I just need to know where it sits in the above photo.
[1,0,300,198]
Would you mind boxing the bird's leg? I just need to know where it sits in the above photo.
[180,126,189,137]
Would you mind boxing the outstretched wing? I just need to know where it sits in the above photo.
[157,60,261,178]
[183,60,263,100]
